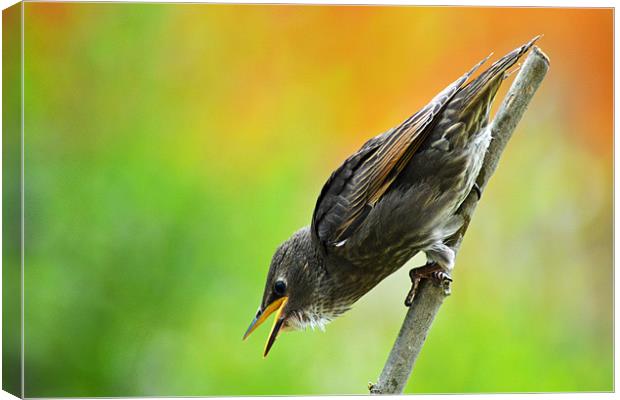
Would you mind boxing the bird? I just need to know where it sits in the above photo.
[244,37,540,357]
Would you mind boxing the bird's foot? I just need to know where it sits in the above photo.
[404,262,452,307]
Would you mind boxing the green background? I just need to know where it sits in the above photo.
[10,3,614,396]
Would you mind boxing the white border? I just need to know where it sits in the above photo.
[0,1,615,400]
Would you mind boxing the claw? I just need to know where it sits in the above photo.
[404,278,419,307]
[405,262,453,306]
[431,270,452,282]
[473,183,482,200]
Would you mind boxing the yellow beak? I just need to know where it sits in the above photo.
[243,297,289,357]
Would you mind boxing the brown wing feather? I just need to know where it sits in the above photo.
[311,55,491,249]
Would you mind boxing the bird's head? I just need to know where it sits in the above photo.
[243,226,330,357]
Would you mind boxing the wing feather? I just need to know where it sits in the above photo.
[310,54,491,250]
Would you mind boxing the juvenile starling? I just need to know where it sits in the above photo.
[244,37,539,357]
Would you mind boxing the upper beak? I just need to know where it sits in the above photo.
[243,297,289,357]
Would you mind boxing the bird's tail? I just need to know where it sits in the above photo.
[458,35,541,112]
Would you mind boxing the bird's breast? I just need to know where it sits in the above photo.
[454,124,492,206]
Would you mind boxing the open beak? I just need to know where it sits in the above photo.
[243,297,288,357]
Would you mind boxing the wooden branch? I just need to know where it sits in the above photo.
[369,46,550,395]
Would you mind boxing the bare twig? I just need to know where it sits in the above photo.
[370,46,550,395]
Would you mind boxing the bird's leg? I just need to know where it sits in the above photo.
[405,263,453,307]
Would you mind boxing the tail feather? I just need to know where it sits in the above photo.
[459,35,541,108]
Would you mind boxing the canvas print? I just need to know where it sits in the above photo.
[2,2,613,397]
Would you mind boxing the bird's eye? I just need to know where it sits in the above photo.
[274,280,286,296]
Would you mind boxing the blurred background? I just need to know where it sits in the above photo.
[10,3,612,396]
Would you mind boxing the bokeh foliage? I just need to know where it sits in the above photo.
[12,3,613,396]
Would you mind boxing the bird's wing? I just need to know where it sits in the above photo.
[310,56,490,252]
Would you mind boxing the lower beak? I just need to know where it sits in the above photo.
[243,297,289,357]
